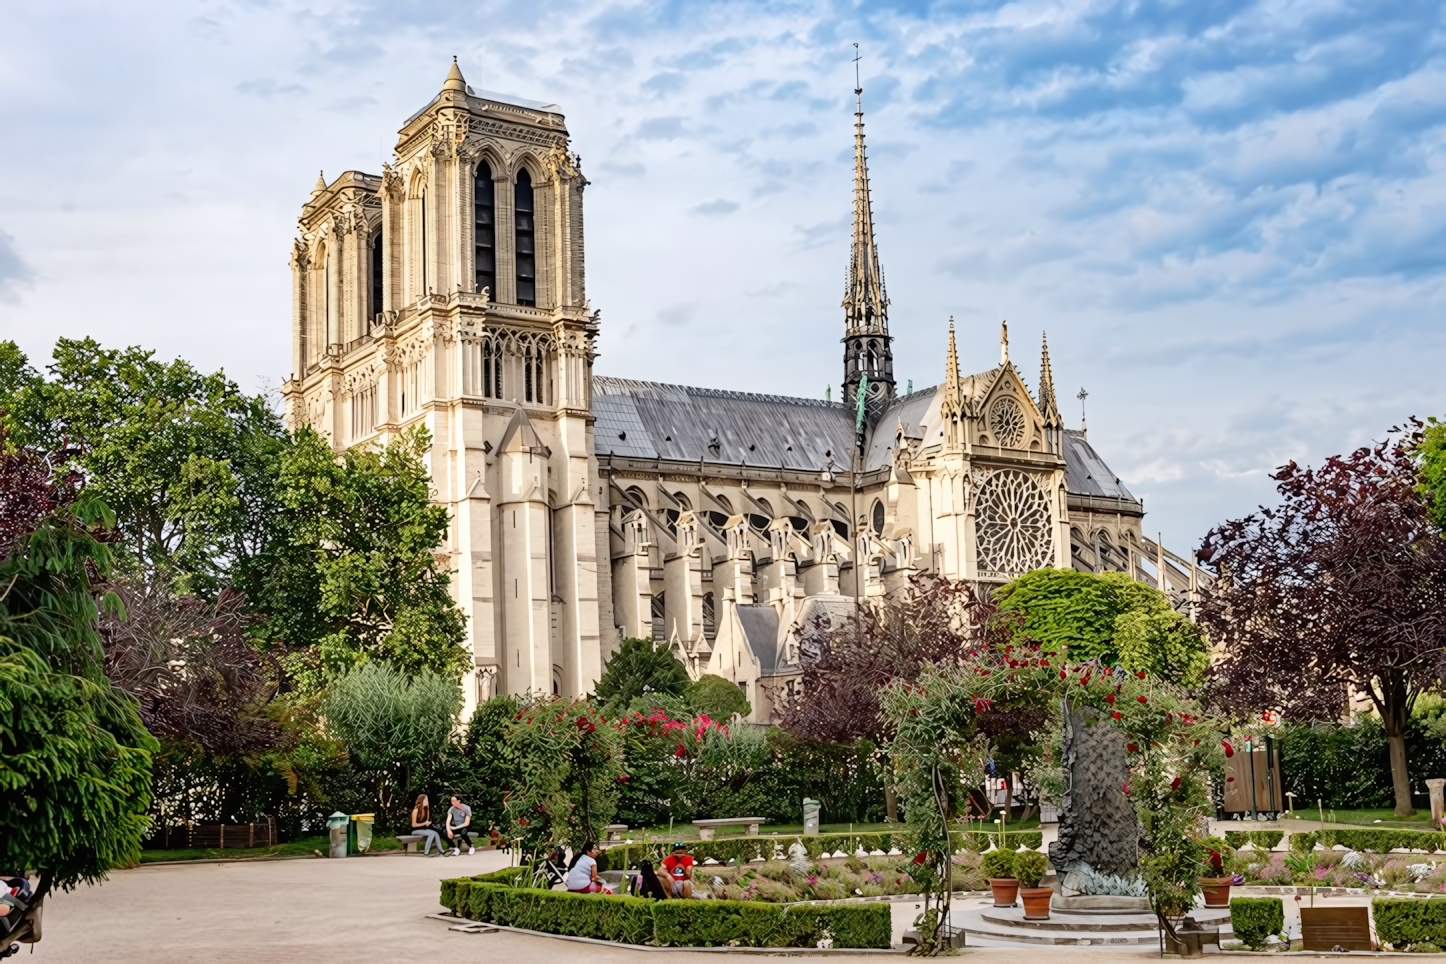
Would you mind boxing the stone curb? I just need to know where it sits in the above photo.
[426,914,904,954]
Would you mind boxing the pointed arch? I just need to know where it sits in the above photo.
[514,167,536,306]
[474,158,496,297]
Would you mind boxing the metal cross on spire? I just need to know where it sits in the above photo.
[1077,387,1089,434]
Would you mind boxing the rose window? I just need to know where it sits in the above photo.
[975,469,1053,575]
[988,396,1028,448]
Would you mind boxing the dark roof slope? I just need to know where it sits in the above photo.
[1063,429,1138,502]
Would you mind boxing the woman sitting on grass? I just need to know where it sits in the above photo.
[565,841,612,894]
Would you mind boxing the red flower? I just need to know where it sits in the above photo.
[1136,671,1147,679]
[1136,695,1148,704]
[1122,783,1131,795]
[1105,694,1116,704]
[1111,711,1122,720]
[1222,740,1235,758]
[979,669,991,676]
[675,746,686,757]
[912,852,928,865]
[518,818,530,826]
[617,774,630,783]
[1164,713,1173,724]
[1059,671,1067,679]
[1171,776,1182,792]
[1040,659,1049,667]
[1127,743,1139,753]
[1226,775,1235,783]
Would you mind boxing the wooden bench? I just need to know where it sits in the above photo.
[1301,906,1373,952]
[692,818,768,841]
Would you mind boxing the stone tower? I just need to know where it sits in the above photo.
[282,61,608,711]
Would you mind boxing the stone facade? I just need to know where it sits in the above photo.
[284,63,1203,720]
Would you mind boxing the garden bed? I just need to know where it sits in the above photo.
[440,867,895,948]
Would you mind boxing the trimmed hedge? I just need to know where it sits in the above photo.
[1287,828,1446,854]
[441,873,892,948]
[1374,898,1446,948]
[651,899,891,948]
[1223,830,1283,850]
[596,829,1042,872]
[1230,897,1284,950]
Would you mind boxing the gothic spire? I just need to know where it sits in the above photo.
[1038,331,1061,423]
[940,318,966,448]
[944,317,961,399]
[841,81,895,422]
[442,56,467,93]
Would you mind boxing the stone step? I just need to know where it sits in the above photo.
[979,908,1231,933]
[961,924,1160,946]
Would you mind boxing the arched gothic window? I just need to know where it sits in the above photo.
[514,169,536,306]
[523,341,547,404]
[703,592,716,642]
[871,499,885,535]
[481,340,502,398]
[474,161,496,296]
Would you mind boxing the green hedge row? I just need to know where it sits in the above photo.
[1223,830,1283,850]
[441,874,892,948]
[1230,897,1284,950]
[1374,898,1446,948]
[1286,828,1446,854]
[596,829,1042,872]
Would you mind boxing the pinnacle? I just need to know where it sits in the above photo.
[311,170,326,196]
[443,56,467,93]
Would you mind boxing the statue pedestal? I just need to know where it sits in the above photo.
[1052,895,1151,913]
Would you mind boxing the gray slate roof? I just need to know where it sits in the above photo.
[734,605,782,673]
[1062,430,1137,502]
[593,376,1134,504]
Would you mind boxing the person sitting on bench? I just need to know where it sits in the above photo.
[565,841,611,894]
[410,794,443,856]
[444,795,475,855]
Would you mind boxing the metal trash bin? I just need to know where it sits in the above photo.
[326,812,349,858]
[348,813,375,855]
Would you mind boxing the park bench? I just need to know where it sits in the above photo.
[1301,906,1373,952]
[605,824,628,843]
[398,834,427,854]
[692,818,768,841]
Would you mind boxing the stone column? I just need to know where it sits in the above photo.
[1427,778,1446,829]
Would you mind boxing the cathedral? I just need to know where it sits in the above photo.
[283,61,1201,721]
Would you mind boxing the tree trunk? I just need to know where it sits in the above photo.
[1382,673,1415,817]
[885,784,898,823]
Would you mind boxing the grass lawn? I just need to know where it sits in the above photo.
[138,834,403,863]
[1279,807,1444,831]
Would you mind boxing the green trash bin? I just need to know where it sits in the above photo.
[326,812,349,858]
[347,813,375,855]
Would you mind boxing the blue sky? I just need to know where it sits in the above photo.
[2,0,1444,554]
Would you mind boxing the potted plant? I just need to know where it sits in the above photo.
[1198,837,1233,908]
[981,848,1019,907]
[1016,850,1052,920]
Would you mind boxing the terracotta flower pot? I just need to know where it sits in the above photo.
[1199,877,1232,908]
[1019,886,1053,920]
[989,877,1020,907]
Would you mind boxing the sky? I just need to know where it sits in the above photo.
[1,0,1444,555]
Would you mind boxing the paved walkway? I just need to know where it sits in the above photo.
[24,849,1442,962]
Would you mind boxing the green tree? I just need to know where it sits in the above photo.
[994,568,1207,684]
[248,426,469,691]
[1419,416,1446,531]
[594,637,690,712]
[0,338,285,596]
[0,437,156,910]
[324,661,461,824]
[686,673,751,719]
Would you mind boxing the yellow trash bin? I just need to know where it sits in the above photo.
[348,813,375,855]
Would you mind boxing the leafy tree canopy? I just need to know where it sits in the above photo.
[1418,416,1446,532]
[0,338,285,596]
[249,426,469,690]
[0,436,156,903]
[686,673,751,719]
[994,568,1207,685]
[594,637,690,712]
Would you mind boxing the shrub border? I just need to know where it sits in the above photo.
[596,830,1042,873]
[441,870,893,949]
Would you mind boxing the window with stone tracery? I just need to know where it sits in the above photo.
[515,169,536,306]
[474,161,496,297]
[974,468,1053,576]
[988,396,1028,448]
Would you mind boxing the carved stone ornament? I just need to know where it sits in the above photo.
[988,395,1029,448]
